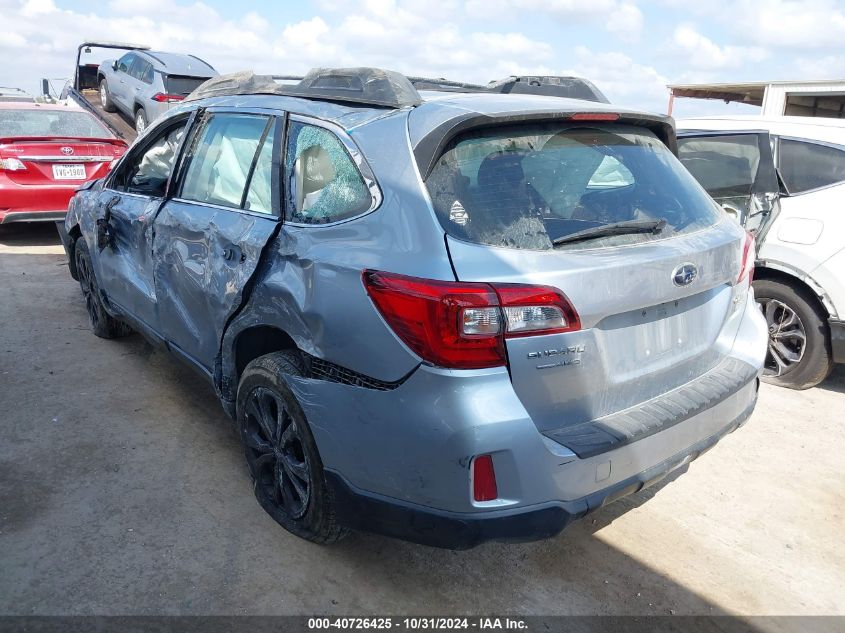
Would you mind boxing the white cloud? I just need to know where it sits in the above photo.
[661,0,845,50]
[0,0,562,95]
[465,0,644,41]
[561,46,671,113]
[672,25,769,70]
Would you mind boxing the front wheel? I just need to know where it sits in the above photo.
[134,108,148,133]
[74,239,132,339]
[755,278,833,389]
[236,351,346,544]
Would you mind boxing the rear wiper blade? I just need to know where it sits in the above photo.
[552,219,667,247]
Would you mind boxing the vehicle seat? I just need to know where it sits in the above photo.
[289,125,369,222]
[474,151,533,224]
[294,145,336,211]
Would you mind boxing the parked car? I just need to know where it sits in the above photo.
[0,86,35,103]
[0,102,127,224]
[58,68,767,548]
[97,50,217,133]
[677,116,845,389]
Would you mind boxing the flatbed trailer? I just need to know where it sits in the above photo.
[64,41,146,143]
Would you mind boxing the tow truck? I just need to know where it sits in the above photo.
[58,41,146,143]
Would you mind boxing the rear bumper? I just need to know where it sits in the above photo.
[0,178,77,219]
[327,390,757,549]
[0,210,66,224]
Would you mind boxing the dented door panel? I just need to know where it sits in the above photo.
[152,200,279,371]
[94,190,163,330]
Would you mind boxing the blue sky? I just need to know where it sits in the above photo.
[3,0,844,117]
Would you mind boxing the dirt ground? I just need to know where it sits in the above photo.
[1,223,843,617]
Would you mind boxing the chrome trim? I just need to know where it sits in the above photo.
[283,113,383,228]
[170,197,280,220]
[19,156,112,163]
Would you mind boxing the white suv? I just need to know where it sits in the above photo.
[677,116,845,389]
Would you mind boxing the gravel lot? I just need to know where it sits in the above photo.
[1,223,843,616]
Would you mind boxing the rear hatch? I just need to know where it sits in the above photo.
[423,120,750,451]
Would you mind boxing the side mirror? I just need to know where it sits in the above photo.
[721,203,742,223]
[112,60,118,71]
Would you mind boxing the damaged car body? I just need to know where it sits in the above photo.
[59,68,768,548]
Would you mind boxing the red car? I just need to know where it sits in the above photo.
[0,102,127,224]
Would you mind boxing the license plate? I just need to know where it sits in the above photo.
[52,164,86,180]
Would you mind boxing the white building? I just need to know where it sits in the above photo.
[667,80,845,118]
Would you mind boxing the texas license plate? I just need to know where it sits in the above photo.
[52,164,86,180]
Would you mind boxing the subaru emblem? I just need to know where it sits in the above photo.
[672,263,698,287]
[60,147,74,155]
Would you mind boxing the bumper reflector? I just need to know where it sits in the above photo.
[472,454,498,502]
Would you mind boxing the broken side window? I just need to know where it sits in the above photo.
[284,122,371,225]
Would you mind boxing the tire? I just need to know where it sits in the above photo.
[99,79,116,113]
[74,238,132,339]
[236,350,346,544]
[755,278,833,389]
[134,108,148,133]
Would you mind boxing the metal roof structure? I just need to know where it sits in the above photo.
[667,79,845,118]
[667,81,769,107]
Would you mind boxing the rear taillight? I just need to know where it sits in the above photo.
[495,285,581,337]
[363,270,580,369]
[737,231,755,287]
[472,455,498,502]
[152,93,185,103]
[0,157,26,171]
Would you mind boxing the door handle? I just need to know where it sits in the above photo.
[222,247,245,263]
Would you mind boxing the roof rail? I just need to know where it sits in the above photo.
[186,68,422,108]
[407,76,487,93]
[185,68,609,108]
[410,74,609,103]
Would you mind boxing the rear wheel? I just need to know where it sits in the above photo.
[134,108,148,133]
[74,239,132,339]
[237,351,346,544]
[755,278,833,389]
[99,79,116,112]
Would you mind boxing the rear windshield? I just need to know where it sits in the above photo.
[165,75,211,96]
[0,109,113,139]
[425,123,722,250]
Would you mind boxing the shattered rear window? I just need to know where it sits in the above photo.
[425,123,721,251]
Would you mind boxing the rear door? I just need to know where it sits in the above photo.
[125,56,149,111]
[95,113,193,331]
[424,121,748,442]
[111,53,136,111]
[677,131,780,238]
[152,108,281,373]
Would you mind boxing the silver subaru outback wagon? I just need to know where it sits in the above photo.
[58,68,768,548]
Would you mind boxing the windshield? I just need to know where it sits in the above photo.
[0,108,113,139]
[425,123,722,251]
